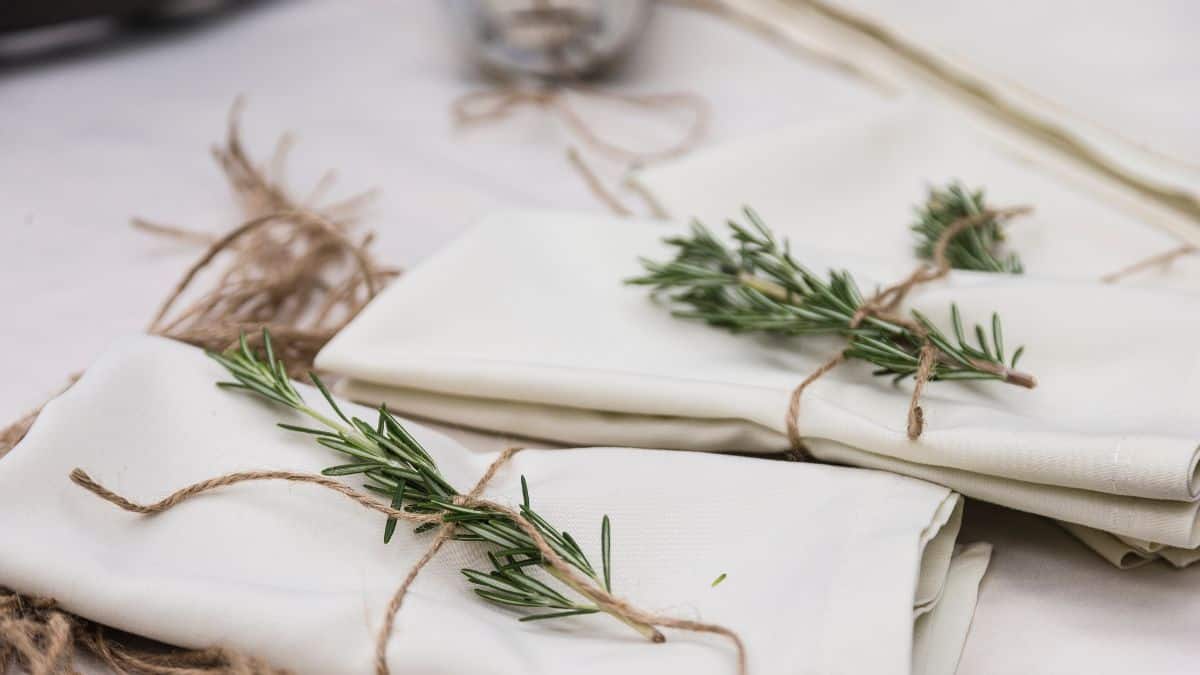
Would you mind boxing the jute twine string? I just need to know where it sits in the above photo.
[452,85,710,166]
[1099,243,1197,284]
[565,147,634,217]
[785,206,1032,453]
[452,81,709,217]
[139,98,398,377]
[69,446,748,675]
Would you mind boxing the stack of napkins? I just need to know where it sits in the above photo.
[0,336,987,674]
[632,105,1200,568]
[317,205,1200,568]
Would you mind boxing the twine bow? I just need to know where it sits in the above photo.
[452,85,710,166]
[452,84,709,216]
[69,446,747,675]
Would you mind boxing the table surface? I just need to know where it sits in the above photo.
[2,1,1197,672]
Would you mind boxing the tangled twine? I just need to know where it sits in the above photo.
[69,446,747,675]
[138,98,399,377]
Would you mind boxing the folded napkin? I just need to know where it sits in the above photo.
[633,106,1200,566]
[711,0,1200,247]
[317,210,1200,559]
[634,105,1200,290]
[0,336,986,675]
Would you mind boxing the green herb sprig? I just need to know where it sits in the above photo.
[209,332,655,638]
[628,211,1035,388]
[913,182,1023,274]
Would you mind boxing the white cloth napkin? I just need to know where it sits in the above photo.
[316,209,1200,555]
[815,0,1200,194]
[0,336,986,675]
[709,0,1200,249]
[633,104,1200,565]
[634,104,1200,290]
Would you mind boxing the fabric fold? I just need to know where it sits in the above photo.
[706,0,1200,248]
[0,336,983,675]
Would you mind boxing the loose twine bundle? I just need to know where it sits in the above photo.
[67,446,748,675]
[139,97,398,378]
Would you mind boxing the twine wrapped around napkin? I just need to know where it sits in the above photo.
[0,337,987,675]
[782,204,1033,448]
[69,445,748,675]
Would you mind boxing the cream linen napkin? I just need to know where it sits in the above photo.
[317,210,1200,553]
[633,104,1200,289]
[632,105,1200,565]
[707,0,1200,249]
[0,336,986,675]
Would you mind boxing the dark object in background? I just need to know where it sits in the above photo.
[0,0,248,68]
[446,0,651,81]
[0,0,233,33]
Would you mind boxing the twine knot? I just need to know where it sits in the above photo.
[786,206,1031,455]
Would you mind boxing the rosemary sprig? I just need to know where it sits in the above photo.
[209,331,654,638]
[913,182,1022,274]
[628,211,1035,388]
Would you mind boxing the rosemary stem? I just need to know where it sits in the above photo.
[737,271,790,302]
[738,264,1037,387]
[298,405,355,438]
[545,566,664,642]
[966,358,1037,388]
[215,332,641,635]
[300,388,663,640]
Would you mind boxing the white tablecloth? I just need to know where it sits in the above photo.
[2,1,1198,672]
